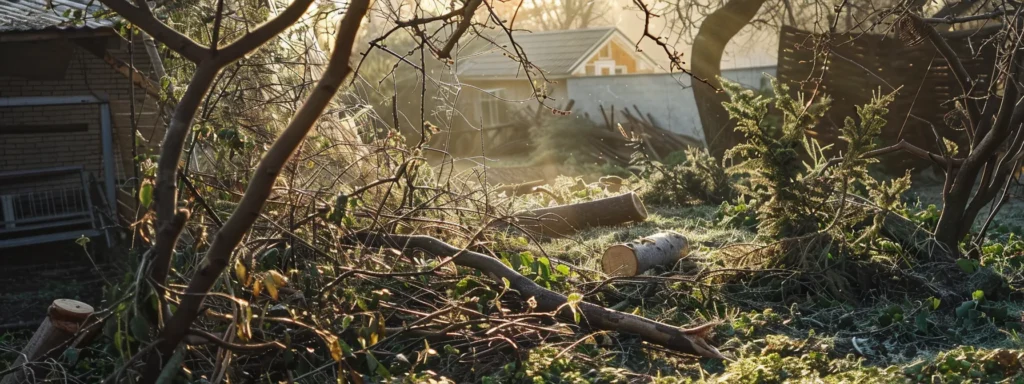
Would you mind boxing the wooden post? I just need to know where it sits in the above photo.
[1,299,94,384]
[602,231,689,276]
[514,192,648,237]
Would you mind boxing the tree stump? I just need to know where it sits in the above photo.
[602,231,690,276]
[515,192,648,237]
[1,299,94,384]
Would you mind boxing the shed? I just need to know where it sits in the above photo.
[0,0,165,248]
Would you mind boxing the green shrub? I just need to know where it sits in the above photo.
[637,147,735,206]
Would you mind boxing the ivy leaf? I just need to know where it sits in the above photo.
[252,278,263,298]
[139,182,153,208]
[264,274,280,300]
[62,347,80,366]
[915,311,930,333]
[326,335,342,362]
[130,316,150,342]
[956,259,976,274]
[972,290,985,302]
[234,259,247,284]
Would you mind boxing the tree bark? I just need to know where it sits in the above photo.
[142,0,371,379]
[513,192,648,237]
[690,0,766,159]
[602,231,689,276]
[354,233,728,360]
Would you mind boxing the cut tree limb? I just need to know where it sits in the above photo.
[352,233,728,360]
[514,192,648,237]
[1,300,94,384]
[603,231,690,277]
[494,180,548,196]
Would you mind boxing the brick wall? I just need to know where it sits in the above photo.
[0,35,165,222]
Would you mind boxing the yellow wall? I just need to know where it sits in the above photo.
[582,39,653,75]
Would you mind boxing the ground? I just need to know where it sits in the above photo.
[1,176,1023,383]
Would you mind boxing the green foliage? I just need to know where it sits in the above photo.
[512,346,630,383]
[904,347,1024,383]
[716,197,759,230]
[498,251,573,290]
[954,288,1014,328]
[637,147,736,206]
[717,334,902,383]
[722,77,834,239]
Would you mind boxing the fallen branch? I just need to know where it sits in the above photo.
[513,192,648,237]
[184,329,286,353]
[494,180,548,196]
[602,231,690,277]
[353,233,728,360]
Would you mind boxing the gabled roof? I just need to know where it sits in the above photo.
[457,27,625,79]
[0,0,112,33]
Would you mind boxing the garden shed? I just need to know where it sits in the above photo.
[0,0,165,248]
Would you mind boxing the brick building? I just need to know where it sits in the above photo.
[0,0,165,248]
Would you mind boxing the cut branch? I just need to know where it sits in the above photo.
[354,233,728,360]
[184,329,285,353]
[512,192,648,237]
[602,231,690,277]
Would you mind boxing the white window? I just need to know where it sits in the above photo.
[479,89,509,126]
[599,44,612,58]
[594,60,616,76]
[615,65,627,75]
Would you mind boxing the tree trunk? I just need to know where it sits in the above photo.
[691,0,766,159]
[514,192,648,237]
[1,300,94,384]
[602,231,690,276]
[353,233,728,360]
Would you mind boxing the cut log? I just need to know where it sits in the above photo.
[2,299,94,384]
[352,233,728,360]
[514,192,648,237]
[494,180,548,196]
[603,231,690,277]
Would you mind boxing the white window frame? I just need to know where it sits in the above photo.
[478,89,509,127]
[594,60,616,76]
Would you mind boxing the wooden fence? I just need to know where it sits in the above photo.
[776,25,1001,173]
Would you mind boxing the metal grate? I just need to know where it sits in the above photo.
[3,188,89,226]
[0,166,102,248]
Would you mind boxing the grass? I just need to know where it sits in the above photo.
[2,197,1022,383]
[486,195,1024,383]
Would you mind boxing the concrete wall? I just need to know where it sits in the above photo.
[566,66,776,145]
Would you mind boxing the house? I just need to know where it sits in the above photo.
[0,0,165,248]
[451,26,775,155]
[455,27,657,130]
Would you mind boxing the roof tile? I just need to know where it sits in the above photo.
[457,27,615,78]
[0,0,111,33]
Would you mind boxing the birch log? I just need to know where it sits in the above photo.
[515,192,648,237]
[1,299,94,384]
[602,231,690,276]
